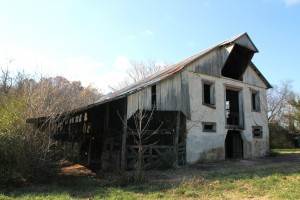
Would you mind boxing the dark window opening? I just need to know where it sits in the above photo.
[222,44,254,80]
[202,122,216,132]
[204,84,211,104]
[151,85,157,109]
[251,91,260,112]
[252,126,263,138]
[203,82,215,106]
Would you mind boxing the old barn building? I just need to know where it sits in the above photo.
[30,33,271,170]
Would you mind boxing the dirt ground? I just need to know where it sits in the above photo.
[60,153,300,182]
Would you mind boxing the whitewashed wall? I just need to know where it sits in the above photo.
[186,70,269,164]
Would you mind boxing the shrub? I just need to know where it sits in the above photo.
[0,94,61,186]
[269,123,294,149]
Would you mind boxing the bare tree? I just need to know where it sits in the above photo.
[109,59,168,92]
[0,68,104,183]
[108,78,131,92]
[0,59,15,95]
[127,60,166,82]
[267,80,294,124]
[24,76,102,119]
[119,107,162,181]
[0,67,12,94]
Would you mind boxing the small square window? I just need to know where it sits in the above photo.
[251,90,260,112]
[202,81,215,107]
[202,122,216,132]
[252,126,263,138]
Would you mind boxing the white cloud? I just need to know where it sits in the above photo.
[143,30,154,36]
[61,56,131,93]
[0,45,129,94]
[0,45,60,76]
[64,56,104,71]
[58,56,105,88]
[284,0,300,6]
[94,70,128,93]
[114,56,130,70]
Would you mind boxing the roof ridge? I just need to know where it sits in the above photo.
[96,32,257,103]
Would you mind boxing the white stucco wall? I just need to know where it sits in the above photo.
[185,71,269,164]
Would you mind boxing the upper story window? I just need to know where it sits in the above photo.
[202,81,215,107]
[251,90,260,112]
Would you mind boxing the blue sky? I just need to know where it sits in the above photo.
[0,0,300,93]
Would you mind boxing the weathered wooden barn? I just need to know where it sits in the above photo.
[31,32,272,170]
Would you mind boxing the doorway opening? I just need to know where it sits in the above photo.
[225,130,243,159]
[225,88,244,129]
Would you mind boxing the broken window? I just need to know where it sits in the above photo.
[202,81,215,107]
[251,90,260,112]
[151,85,157,109]
[202,122,216,132]
[252,126,263,138]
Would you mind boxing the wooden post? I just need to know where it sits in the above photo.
[121,99,128,171]
[104,104,109,132]
[87,136,92,166]
[174,111,181,168]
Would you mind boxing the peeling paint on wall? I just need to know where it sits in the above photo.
[197,147,224,163]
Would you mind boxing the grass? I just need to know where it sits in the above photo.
[1,152,300,199]
[271,148,300,153]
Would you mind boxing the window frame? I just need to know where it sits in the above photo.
[252,126,263,138]
[202,122,217,132]
[202,80,216,108]
[250,89,261,112]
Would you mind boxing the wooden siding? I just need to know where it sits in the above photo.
[126,73,191,119]
[127,87,151,119]
[243,66,268,88]
[156,74,181,111]
[180,70,191,119]
[235,34,257,52]
[187,47,230,77]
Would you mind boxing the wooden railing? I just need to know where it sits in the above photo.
[126,143,186,169]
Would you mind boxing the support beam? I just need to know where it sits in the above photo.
[174,111,181,168]
[121,99,128,171]
[104,103,109,132]
[87,137,92,166]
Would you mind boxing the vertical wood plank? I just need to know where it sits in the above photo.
[104,103,109,132]
[87,137,92,166]
[174,111,181,167]
[121,98,128,171]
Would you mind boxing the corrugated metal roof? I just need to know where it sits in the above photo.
[76,32,269,112]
